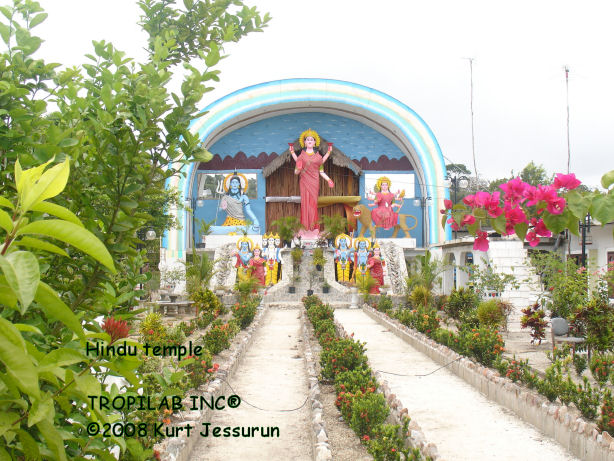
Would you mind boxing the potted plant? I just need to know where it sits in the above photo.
[289,273,299,294]
[312,247,325,271]
[322,280,330,294]
[271,216,302,247]
[196,218,214,248]
[307,269,318,296]
[320,214,347,247]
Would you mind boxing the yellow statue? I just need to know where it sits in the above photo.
[334,233,354,283]
[263,233,282,286]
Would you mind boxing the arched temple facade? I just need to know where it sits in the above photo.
[163,79,451,261]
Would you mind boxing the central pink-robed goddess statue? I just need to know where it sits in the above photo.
[289,129,334,235]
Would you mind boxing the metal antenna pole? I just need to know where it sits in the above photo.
[465,58,478,189]
[565,66,571,174]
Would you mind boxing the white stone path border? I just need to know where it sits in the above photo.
[362,306,614,461]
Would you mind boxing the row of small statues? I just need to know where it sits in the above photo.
[233,233,385,294]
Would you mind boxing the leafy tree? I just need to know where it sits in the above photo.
[520,161,552,186]
[0,0,269,458]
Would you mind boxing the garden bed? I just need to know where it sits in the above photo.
[363,305,614,461]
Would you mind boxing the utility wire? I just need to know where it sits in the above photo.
[376,356,462,378]
[216,376,310,412]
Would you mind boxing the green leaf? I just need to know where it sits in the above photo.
[0,276,18,309]
[14,236,69,257]
[57,137,78,148]
[39,348,87,370]
[28,394,55,427]
[0,23,10,44]
[204,41,220,67]
[34,282,85,339]
[0,318,40,399]
[29,12,48,28]
[30,201,83,227]
[514,222,528,241]
[590,194,614,224]
[0,208,12,233]
[601,169,614,189]
[0,251,40,312]
[37,420,67,461]
[18,220,116,273]
[467,220,479,235]
[492,214,506,234]
[74,373,100,397]
[440,214,447,230]
[15,158,52,198]
[22,158,70,211]
[0,196,14,209]
[14,323,43,335]
[17,429,40,460]
[0,411,21,438]
[542,212,568,234]
[566,189,591,220]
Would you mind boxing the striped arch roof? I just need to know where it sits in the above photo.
[166,78,450,255]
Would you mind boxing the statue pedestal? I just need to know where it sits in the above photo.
[349,288,359,309]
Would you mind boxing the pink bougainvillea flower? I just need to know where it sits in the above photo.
[553,173,581,190]
[444,199,453,210]
[473,191,492,208]
[500,178,529,205]
[461,214,476,226]
[473,231,489,252]
[102,317,130,344]
[447,217,460,231]
[546,196,566,215]
[526,231,540,247]
[533,218,552,237]
[462,194,475,207]
[505,205,527,226]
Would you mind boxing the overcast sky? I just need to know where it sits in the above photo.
[34,0,614,189]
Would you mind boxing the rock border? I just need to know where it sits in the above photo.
[301,311,333,461]
[155,305,268,461]
[363,305,614,461]
[334,318,441,460]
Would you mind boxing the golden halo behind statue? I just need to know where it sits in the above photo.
[335,233,352,248]
[353,237,371,250]
[224,173,249,193]
[236,236,253,250]
[299,129,321,148]
[375,176,392,192]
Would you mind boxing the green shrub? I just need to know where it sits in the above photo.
[408,285,431,308]
[445,287,479,320]
[321,338,368,379]
[349,391,389,438]
[598,390,614,436]
[477,300,506,329]
[376,295,394,313]
[458,326,504,367]
[367,420,422,461]
[191,288,224,316]
[589,354,614,385]
[334,367,377,395]
[395,306,440,337]
[178,349,215,389]
[572,353,588,376]
[303,294,323,310]
[139,312,168,347]
[166,324,186,346]
[232,300,258,329]
[314,319,336,341]
[203,320,238,355]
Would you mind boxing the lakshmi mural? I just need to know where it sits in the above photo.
[163,78,450,262]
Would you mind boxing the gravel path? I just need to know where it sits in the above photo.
[191,309,312,461]
[335,308,580,461]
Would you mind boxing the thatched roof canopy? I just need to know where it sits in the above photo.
[262,138,362,178]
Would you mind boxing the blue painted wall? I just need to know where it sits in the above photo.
[208,112,406,161]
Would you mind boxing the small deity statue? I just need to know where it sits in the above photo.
[367,176,405,230]
[289,129,334,235]
[234,236,253,282]
[367,243,386,294]
[248,245,266,288]
[263,233,282,286]
[219,173,260,234]
[334,233,354,283]
[352,237,371,286]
